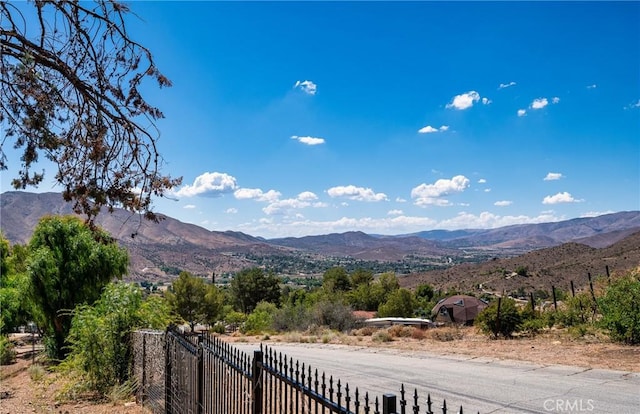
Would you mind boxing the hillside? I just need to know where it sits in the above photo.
[400,231,640,295]
[1,191,639,285]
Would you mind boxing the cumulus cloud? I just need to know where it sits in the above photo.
[293,80,317,95]
[174,172,237,197]
[531,98,548,109]
[387,209,404,216]
[446,91,481,110]
[262,192,326,216]
[327,185,388,202]
[184,204,196,209]
[234,188,281,202]
[494,200,512,207]
[418,125,449,134]
[542,191,582,204]
[297,191,318,201]
[498,81,517,89]
[477,178,487,184]
[411,175,470,206]
[552,97,560,104]
[517,109,527,117]
[544,172,563,181]
[291,135,325,145]
[482,97,492,105]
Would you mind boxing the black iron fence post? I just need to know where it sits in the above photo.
[165,332,172,414]
[383,393,397,414]
[197,333,204,414]
[252,350,264,414]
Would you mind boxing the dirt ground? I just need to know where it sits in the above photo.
[1,327,638,414]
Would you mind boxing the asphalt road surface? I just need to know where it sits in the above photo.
[233,342,639,414]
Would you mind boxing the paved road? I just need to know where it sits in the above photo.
[233,342,639,414]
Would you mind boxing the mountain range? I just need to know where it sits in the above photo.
[2,191,639,291]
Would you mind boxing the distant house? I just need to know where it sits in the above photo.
[431,295,487,325]
[363,317,435,329]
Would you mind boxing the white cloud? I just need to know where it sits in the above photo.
[293,80,317,95]
[552,97,560,104]
[587,84,597,89]
[387,209,403,216]
[291,135,325,145]
[418,125,449,134]
[542,191,582,204]
[234,188,281,202]
[297,191,318,201]
[581,210,614,218]
[395,197,407,203]
[327,185,388,202]
[624,99,640,109]
[477,178,487,184]
[482,97,492,105]
[494,200,512,207]
[544,172,563,181]
[446,91,481,110]
[531,98,549,109]
[517,109,527,117]
[184,204,196,209]
[174,172,237,197]
[498,81,517,89]
[225,208,237,214]
[418,125,438,134]
[411,175,470,207]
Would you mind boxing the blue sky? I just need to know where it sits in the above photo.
[3,1,640,239]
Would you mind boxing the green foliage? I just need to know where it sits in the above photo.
[311,299,355,332]
[273,303,312,332]
[556,293,595,327]
[475,297,522,338]
[242,302,277,334]
[598,271,640,344]
[65,282,171,393]
[415,284,435,302]
[27,216,128,360]
[0,236,32,333]
[378,288,416,318]
[322,267,351,293]
[515,266,528,277]
[350,268,374,287]
[166,271,223,330]
[0,335,16,365]
[230,268,281,313]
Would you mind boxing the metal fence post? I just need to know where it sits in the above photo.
[197,333,204,414]
[382,393,397,414]
[141,334,147,405]
[252,350,264,414]
[165,331,172,414]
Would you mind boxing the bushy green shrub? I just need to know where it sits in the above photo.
[242,302,276,334]
[65,282,172,393]
[598,271,640,344]
[475,297,522,338]
[272,303,311,332]
[0,335,16,365]
[311,300,355,332]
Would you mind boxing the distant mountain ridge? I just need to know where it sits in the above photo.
[2,191,639,282]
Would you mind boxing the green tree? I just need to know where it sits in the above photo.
[378,288,416,318]
[322,267,351,293]
[0,236,31,333]
[166,271,223,330]
[350,268,374,287]
[230,268,281,313]
[1,1,181,223]
[475,297,522,338]
[27,215,128,359]
[599,271,640,344]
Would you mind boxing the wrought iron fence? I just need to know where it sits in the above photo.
[134,326,477,414]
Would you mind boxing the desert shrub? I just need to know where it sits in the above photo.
[555,293,596,327]
[426,326,464,342]
[410,327,426,340]
[353,326,376,336]
[28,364,46,381]
[272,303,311,332]
[388,324,413,338]
[378,289,416,318]
[598,271,640,344]
[311,300,355,332]
[242,302,276,335]
[372,330,392,343]
[475,297,522,338]
[0,335,16,365]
